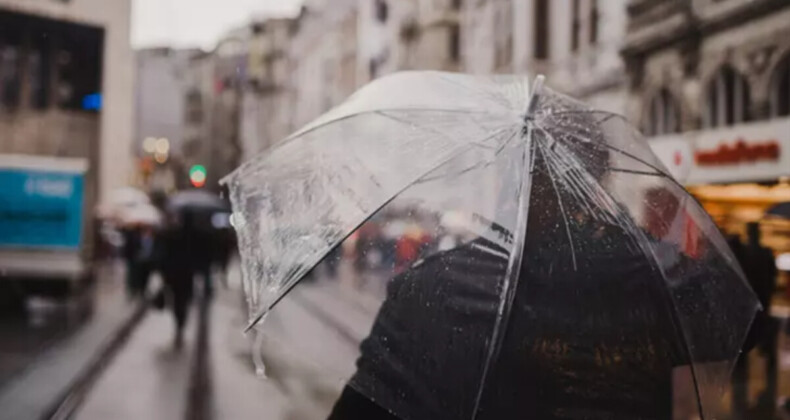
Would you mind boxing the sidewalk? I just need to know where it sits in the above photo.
[76,307,196,420]
[208,262,379,420]
[209,291,289,420]
[0,263,142,420]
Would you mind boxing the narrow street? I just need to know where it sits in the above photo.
[61,260,380,420]
[0,262,143,420]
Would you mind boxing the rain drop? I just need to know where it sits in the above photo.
[251,317,268,379]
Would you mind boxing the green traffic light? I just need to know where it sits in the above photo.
[189,164,207,187]
[189,164,206,177]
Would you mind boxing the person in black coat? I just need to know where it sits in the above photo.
[159,211,198,349]
[730,222,777,419]
[121,226,142,297]
[328,141,754,419]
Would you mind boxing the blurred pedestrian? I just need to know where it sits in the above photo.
[731,222,778,419]
[132,225,158,297]
[213,223,236,288]
[193,222,215,298]
[159,211,197,349]
[120,226,141,297]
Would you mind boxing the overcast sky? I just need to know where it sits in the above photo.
[131,0,303,50]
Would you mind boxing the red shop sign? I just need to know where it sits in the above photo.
[695,139,780,166]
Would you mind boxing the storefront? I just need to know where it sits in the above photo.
[649,117,790,254]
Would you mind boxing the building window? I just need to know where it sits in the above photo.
[29,46,51,109]
[495,2,513,69]
[375,0,389,23]
[571,0,581,52]
[644,89,679,136]
[186,89,202,123]
[449,23,461,63]
[771,53,790,117]
[534,0,550,59]
[589,0,599,45]
[0,45,20,109]
[705,66,750,127]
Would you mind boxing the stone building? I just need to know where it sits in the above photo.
[623,0,790,136]
[622,0,790,249]
[289,0,358,129]
[181,51,213,184]
[356,0,420,82]
[413,0,463,73]
[134,47,200,190]
[135,48,198,158]
[462,0,511,74]
[0,0,134,200]
[240,18,296,159]
[460,0,628,114]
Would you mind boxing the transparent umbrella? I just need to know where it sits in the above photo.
[223,71,759,419]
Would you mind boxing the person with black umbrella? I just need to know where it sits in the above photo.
[158,209,197,349]
[329,128,750,420]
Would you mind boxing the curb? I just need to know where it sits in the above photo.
[40,299,149,420]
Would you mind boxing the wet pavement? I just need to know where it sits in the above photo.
[0,262,142,420]
[69,260,374,420]
[76,305,196,420]
[208,262,374,420]
[0,280,96,389]
[5,258,790,419]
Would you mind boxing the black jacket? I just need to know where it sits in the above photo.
[329,151,755,420]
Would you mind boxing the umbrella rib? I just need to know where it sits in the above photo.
[570,173,708,419]
[435,74,515,111]
[537,135,578,271]
[608,167,665,177]
[288,108,503,142]
[414,127,519,184]
[243,143,482,332]
[537,122,681,188]
[472,131,536,419]
[553,131,679,187]
[224,108,502,183]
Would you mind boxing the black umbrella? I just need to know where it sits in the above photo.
[168,189,230,213]
[766,201,790,218]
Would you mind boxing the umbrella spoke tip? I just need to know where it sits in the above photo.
[526,75,546,117]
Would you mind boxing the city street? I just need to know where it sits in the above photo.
[1,0,790,419]
[3,259,790,419]
[0,262,144,420]
[65,260,379,420]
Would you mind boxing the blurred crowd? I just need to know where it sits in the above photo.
[96,187,235,348]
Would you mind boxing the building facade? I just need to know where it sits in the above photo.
[623,0,790,248]
[287,0,359,130]
[134,47,201,190]
[239,18,297,161]
[135,48,198,158]
[0,0,134,200]
[357,0,419,83]
[219,0,632,169]
[459,0,628,113]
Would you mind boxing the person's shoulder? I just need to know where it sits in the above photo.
[410,237,510,275]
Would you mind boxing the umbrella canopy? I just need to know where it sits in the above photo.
[117,203,162,227]
[168,189,229,213]
[223,71,759,419]
[96,186,150,220]
[766,201,790,218]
